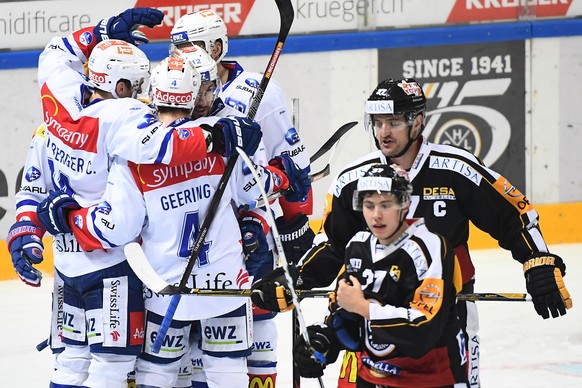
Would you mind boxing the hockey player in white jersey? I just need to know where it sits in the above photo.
[7,8,264,387]
[170,10,314,386]
[36,54,311,388]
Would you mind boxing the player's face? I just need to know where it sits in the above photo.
[373,114,409,157]
[362,192,406,245]
[374,114,423,158]
[192,81,217,119]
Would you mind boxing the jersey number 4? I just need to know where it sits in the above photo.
[178,211,212,266]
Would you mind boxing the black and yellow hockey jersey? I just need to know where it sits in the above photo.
[299,138,547,289]
[339,220,467,386]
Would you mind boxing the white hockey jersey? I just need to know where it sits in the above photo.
[214,61,310,171]
[214,61,313,221]
[17,27,212,277]
[70,116,288,320]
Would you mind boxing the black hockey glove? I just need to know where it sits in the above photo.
[275,214,315,265]
[524,253,573,319]
[251,266,299,312]
[293,323,341,378]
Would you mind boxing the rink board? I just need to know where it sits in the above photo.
[1,201,581,281]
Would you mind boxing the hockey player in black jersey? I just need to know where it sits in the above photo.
[293,164,469,387]
[251,78,572,386]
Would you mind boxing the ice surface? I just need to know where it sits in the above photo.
[2,244,581,387]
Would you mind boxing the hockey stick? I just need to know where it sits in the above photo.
[457,292,531,302]
[149,0,295,354]
[308,121,357,164]
[116,251,535,307]
[240,121,356,212]
[236,146,326,388]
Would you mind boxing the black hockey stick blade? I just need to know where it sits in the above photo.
[36,338,49,352]
[309,121,357,164]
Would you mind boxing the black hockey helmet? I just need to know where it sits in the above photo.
[365,78,426,130]
[365,78,427,156]
[353,164,412,211]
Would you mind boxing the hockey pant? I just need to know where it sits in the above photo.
[138,302,252,388]
[51,261,145,387]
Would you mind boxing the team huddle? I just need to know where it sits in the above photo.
[6,5,572,388]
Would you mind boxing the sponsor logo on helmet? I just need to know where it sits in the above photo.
[89,70,107,85]
[25,166,41,182]
[168,56,186,70]
[96,201,112,215]
[137,113,158,129]
[177,45,199,55]
[398,80,423,96]
[117,45,134,55]
[366,100,394,114]
[155,90,193,104]
[98,40,132,50]
[284,128,300,145]
[178,128,191,140]
[357,176,393,192]
[79,31,93,46]
[171,31,189,43]
[245,78,259,88]
[200,70,211,82]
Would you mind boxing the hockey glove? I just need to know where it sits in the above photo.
[275,214,315,265]
[251,266,300,312]
[328,307,364,351]
[269,155,311,202]
[524,253,573,319]
[7,221,44,287]
[37,191,81,235]
[293,323,341,378]
[208,117,262,158]
[94,7,164,45]
[239,216,270,277]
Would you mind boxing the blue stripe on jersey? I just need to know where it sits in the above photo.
[154,129,173,164]
[61,37,76,57]
[90,208,118,248]
[16,199,40,208]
